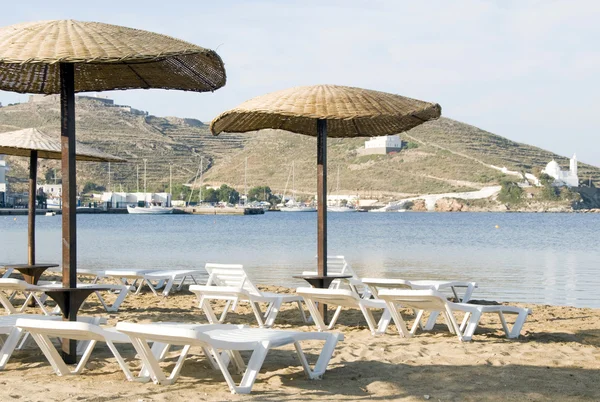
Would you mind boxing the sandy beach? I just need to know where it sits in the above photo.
[1,283,599,401]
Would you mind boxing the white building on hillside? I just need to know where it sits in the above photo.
[362,135,403,155]
[542,154,579,187]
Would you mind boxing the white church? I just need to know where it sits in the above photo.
[542,154,579,187]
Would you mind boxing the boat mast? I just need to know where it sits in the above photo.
[244,156,248,206]
[199,157,203,203]
[143,158,147,206]
[292,161,295,203]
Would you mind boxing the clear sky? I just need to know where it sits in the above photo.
[1,1,599,167]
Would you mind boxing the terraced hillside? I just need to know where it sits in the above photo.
[204,122,600,200]
[1,96,598,200]
[0,96,247,192]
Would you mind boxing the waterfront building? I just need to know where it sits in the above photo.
[0,156,7,206]
[542,154,579,187]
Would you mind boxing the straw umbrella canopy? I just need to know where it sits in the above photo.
[211,85,441,318]
[0,19,226,361]
[0,127,126,265]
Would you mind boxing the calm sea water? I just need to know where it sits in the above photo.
[1,212,599,308]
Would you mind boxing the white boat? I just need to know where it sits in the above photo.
[279,162,316,212]
[45,211,56,216]
[328,166,357,213]
[280,203,317,212]
[127,204,174,214]
[328,205,356,213]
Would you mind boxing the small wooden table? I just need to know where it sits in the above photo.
[1,263,59,285]
[293,275,353,323]
[40,286,105,319]
[293,275,353,289]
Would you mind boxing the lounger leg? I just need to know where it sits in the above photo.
[296,300,309,323]
[0,328,23,370]
[423,311,441,330]
[263,299,283,328]
[219,300,233,323]
[232,342,270,394]
[376,309,392,334]
[161,277,176,297]
[249,302,266,328]
[294,334,341,379]
[328,306,343,330]
[0,292,17,314]
[105,341,134,380]
[385,302,412,338]
[29,333,77,376]
[107,287,129,312]
[460,309,481,341]
[303,298,328,331]
[506,310,529,338]
[358,304,380,336]
[200,299,221,324]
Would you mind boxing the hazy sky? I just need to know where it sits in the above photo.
[1,1,599,167]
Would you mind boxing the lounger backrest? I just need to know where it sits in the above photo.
[205,263,261,296]
[377,289,448,311]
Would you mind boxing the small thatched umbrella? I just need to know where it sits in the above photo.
[0,19,226,361]
[0,127,126,265]
[211,85,441,319]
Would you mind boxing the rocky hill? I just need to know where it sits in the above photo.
[1,96,599,201]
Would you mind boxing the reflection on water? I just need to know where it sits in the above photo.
[1,212,599,307]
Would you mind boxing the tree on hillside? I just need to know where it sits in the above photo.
[497,179,523,204]
[248,186,272,202]
[82,181,106,194]
[538,174,560,200]
[44,168,60,184]
[217,184,239,204]
[171,183,191,201]
[201,186,219,203]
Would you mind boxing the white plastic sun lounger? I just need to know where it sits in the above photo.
[93,268,201,296]
[0,278,56,315]
[302,256,371,298]
[116,321,343,394]
[1,315,105,370]
[14,318,140,378]
[189,263,307,328]
[296,287,391,336]
[362,278,478,330]
[0,279,131,314]
[377,289,531,341]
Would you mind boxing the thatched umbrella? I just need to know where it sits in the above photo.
[211,85,441,319]
[0,127,126,265]
[0,19,226,361]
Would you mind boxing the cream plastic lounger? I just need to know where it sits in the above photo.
[0,278,57,315]
[116,321,343,394]
[296,287,391,336]
[377,289,531,341]
[189,263,307,328]
[14,318,141,379]
[95,268,201,296]
[0,278,131,314]
[302,255,371,298]
[1,315,105,370]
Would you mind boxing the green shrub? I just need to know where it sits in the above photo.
[497,179,523,204]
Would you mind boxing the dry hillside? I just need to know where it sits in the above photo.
[1,96,598,199]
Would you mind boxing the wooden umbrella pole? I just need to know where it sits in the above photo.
[60,62,77,364]
[317,119,328,322]
[28,150,37,265]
